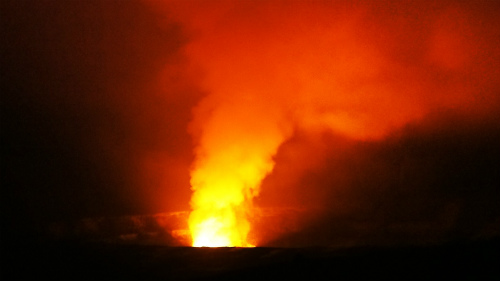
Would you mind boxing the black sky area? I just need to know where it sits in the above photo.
[1,0,500,247]
[1,0,197,241]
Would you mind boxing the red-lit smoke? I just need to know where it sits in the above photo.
[146,0,500,246]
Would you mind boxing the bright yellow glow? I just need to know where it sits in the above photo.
[187,101,288,247]
[191,217,231,247]
[188,145,269,247]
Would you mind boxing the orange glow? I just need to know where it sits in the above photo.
[145,0,500,247]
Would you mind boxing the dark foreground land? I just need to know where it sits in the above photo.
[2,238,499,280]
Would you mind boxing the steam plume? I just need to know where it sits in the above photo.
[147,0,500,246]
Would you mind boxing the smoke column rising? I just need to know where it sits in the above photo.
[146,0,500,246]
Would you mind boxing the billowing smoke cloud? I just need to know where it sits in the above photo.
[3,0,498,247]
[147,0,500,246]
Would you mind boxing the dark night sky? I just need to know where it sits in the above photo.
[1,0,500,246]
[1,0,198,240]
